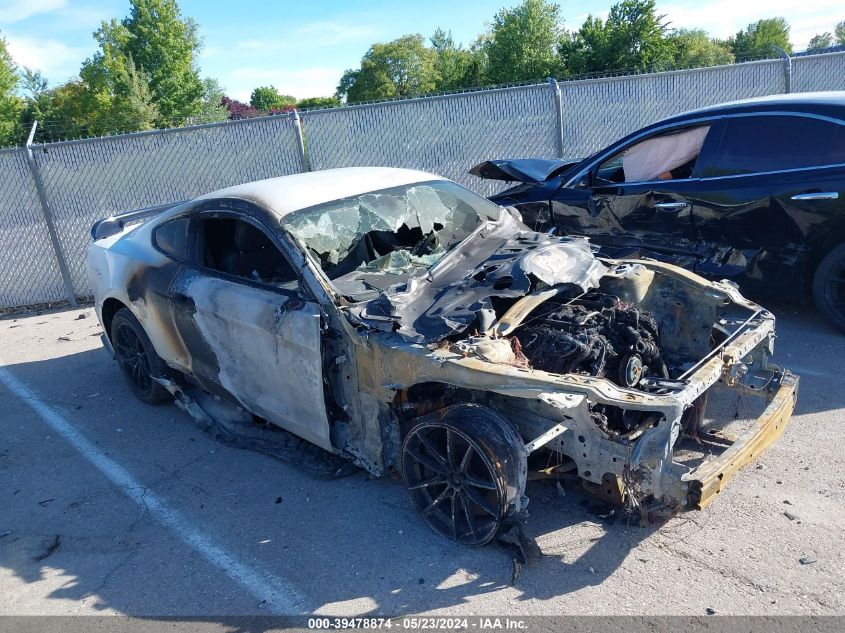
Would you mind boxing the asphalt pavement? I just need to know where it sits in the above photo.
[0,302,843,616]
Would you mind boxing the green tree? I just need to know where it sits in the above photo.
[82,0,204,128]
[192,77,228,123]
[462,36,490,87]
[249,86,296,111]
[560,0,674,75]
[336,34,437,103]
[728,18,792,59]
[484,0,563,84]
[669,28,734,67]
[80,53,160,134]
[807,32,833,53]
[79,19,160,134]
[430,28,475,91]
[296,96,340,109]
[835,20,845,45]
[122,0,204,124]
[0,33,23,146]
[25,80,95,141]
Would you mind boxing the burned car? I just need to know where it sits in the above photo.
[88,167,798,551]
[476,92,845,332]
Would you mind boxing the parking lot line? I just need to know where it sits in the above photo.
[0,365,308,615]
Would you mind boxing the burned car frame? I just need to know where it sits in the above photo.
[88,167,798,551]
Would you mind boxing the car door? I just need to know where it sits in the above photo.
[687,114,845,294]
[550,122,717,266]
[168,204,332,451]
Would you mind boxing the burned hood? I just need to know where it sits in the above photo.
[350,212,607,342]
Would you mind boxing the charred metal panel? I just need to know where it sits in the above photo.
[172,274,332,451]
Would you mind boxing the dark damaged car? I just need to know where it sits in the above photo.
[476,92,845,332]
[88,168,798,553]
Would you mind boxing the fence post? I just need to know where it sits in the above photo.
[547,77,565,158]
[24,121,77,307]
[290,109,310,172]
[773,46,792,93]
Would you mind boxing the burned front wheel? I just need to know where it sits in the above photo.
[401,404,526,547]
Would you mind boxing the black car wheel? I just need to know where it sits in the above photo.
[401,404,526,547]
[813,243,845,334]
[111,307,171,404]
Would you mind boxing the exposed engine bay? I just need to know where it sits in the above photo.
[513,292,669,387]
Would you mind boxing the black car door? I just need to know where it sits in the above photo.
[550,122,718,267]
[686,114,845,295]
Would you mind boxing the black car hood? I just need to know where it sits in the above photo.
[470,158,582,183]
[350,212,606,343]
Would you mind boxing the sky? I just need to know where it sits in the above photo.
[1,0,843,101]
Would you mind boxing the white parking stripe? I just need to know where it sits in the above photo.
[0,366,308,614]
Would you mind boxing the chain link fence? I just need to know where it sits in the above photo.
[29,116,305,297]
[1,51,843,311]
[792,51,845,93]
[559,58,788,157]
[0,148,68,308]
[304,82,561,196]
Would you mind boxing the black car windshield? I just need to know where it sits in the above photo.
[282,180,502,294]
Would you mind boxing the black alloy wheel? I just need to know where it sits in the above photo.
[401,404,526,547]
[111,307,171,404]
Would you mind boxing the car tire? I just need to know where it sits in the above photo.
[812,242,845,334]
[111,307,172,405]
[401,403,526,547]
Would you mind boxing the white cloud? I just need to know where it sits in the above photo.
[224,66,343,101]
[295,21,376,46]
[657,0,843,49]
[0,0,66,25]
[229,20,376,56]
[6,35,89,82]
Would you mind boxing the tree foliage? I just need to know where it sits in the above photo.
[80,0,204,129]
[728,18,792,59]
[430,29,477,91]
[484,0,562,84]
[221,95,261,120]
[835,20,845,45]
[669,28,734,67]
[192,77,228,124]
[0,33,23,146]
[561,0,674,74]
[807,32,834,53]
[249,86,296,111]
[336,34,437,103]
[296,96,340,109]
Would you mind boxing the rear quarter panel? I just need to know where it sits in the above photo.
[87,219,188,372]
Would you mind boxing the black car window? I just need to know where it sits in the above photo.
[196,215,299,290]
[595,124,711,184]
[153,217,189,260]
[700,115,845,177]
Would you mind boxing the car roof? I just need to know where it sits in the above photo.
[197,166,446,218]
[658,91,845,127]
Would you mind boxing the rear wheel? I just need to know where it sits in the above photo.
[813,242,845,334]
[111,308,171,405]
[401,404,526,547]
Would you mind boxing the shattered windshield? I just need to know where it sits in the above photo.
[282,180,502,294]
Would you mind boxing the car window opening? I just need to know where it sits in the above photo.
[597,126,710,184]
[199,217,298,289]
[283,181,502,298]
